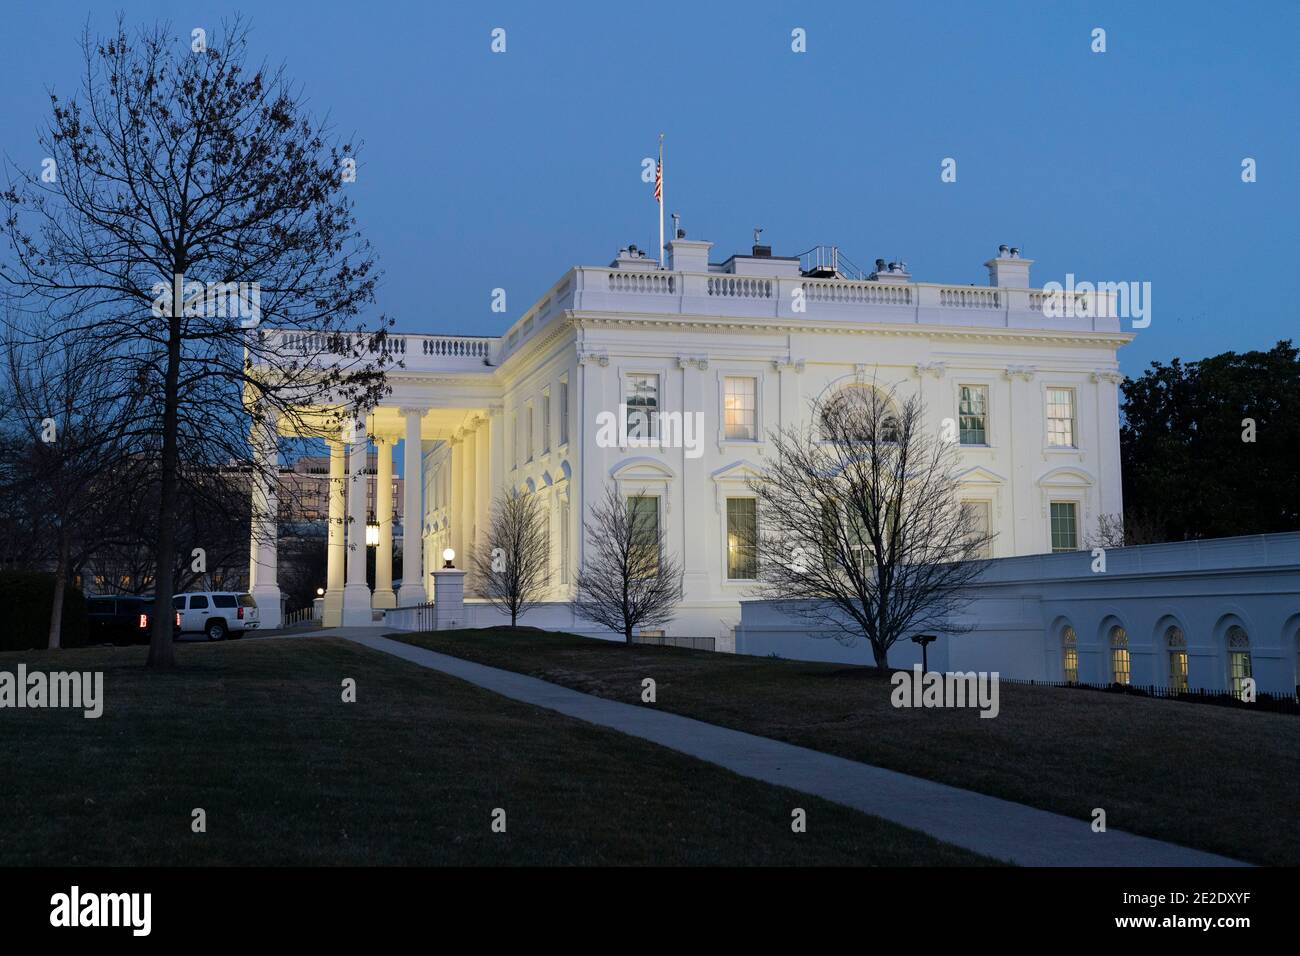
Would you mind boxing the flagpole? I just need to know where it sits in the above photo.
[658,133,665,268]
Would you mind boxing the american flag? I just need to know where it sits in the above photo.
[653,160,662,203]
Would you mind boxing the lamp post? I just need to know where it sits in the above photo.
[441,547,456,569]
[911,633,938,674]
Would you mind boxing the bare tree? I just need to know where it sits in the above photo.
[1,325,142,647]
[574,485,683,643]
[1,18,393,666]
[1084,511,1167,549]
[750,380,991,669]
[472,490,549,627]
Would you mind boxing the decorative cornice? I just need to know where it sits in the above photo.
[397,406,429,418]
[771,358,805,372]
[914,361,947,379]
[1003,365,1037,382]
[572,312,1135,348]
[1091,369,1124,385]
[577,348,609,367]
[676,354,709,371]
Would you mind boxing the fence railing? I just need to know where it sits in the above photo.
[632,635,716,652]
[997,675,1300,715]
[282,607,319,627]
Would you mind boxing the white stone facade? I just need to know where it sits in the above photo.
[251,239,1133,639]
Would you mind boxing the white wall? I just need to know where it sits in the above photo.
[735,533,1300,696]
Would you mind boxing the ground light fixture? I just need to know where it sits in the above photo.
[442,547,456,569]
[911,633,938,673]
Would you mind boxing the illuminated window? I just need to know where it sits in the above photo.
[724,376,757,440]
[726,498,757,579]
[1062,625,1078,683]
[959,385,988,445]
[1166,625,1188,692]
[1110,625,1130,685]
[1047,388,1076,447]
[1227,626,1252,700]
[1050,501,1078,552]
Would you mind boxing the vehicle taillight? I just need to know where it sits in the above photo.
[237,607,244,619]
[175,612,182,627]
[139,613,148,629]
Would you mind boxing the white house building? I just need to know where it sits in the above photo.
[248,235,1133,643]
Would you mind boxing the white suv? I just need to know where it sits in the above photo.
[173,592,261,641]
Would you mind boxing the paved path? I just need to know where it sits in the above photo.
[320,628,1247,867]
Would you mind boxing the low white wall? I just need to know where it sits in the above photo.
[736,533,1300,696]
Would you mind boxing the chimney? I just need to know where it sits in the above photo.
[985,244,1033,288]
[666,238,712,272]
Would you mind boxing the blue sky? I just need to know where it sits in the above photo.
[2,0,1296,375]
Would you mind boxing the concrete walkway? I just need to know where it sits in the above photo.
[322,628,1247,867]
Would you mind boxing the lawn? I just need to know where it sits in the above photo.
[393,627,1300,867]
[0,638,990,866]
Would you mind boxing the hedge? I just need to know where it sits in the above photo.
[0,571,89,651]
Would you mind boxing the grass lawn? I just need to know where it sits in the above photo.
[393,627,1300,867]
[0,638,990,866]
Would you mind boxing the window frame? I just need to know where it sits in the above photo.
[724,496,758,581]
[957,383,990,446]
[1045,385,1079,449]
[1049,500,1080,553]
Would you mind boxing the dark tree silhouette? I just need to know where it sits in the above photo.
[574,485,683,643]
[1,18,393,665]
[750,380,990,669]
[472,490,549,627]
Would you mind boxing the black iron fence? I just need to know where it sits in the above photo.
[997,675,1300,715]
[632,635,716,652]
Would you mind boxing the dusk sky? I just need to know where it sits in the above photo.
[3,0,1296,375]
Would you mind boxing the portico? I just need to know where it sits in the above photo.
[247,375,504,628]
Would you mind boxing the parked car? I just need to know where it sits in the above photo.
[85,595,180,645]
[173,592,260,641]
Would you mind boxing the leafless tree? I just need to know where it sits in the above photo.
[0,18,393,666]
[1,324,143,646]
[574,485,683,643]
[750,379,991,669]
[472,490,549,627]
[1084,511,1167,549]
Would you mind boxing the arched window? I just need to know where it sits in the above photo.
[1227,625,1252,700]
[1165,625,1188,692]
[1109,625,1130,685]
[1062,625,1079,684]
[819,386,900,444]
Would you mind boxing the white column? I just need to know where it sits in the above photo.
[462,424,478,584]
[450,435,465,567]
[475,415,491,584]
[342,415,372,625]
[397,409,426,606]
[248,410,282,628]
[323,438,346,627]
[372,434,396,609]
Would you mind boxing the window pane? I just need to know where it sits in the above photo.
[726,498,757,579]
[961,500,992,558]
[626,374,658,439]
[1050,502,1078,552]
[1047,388,1076,447]
[959,385,987,444]
[724,377,757,440]
[1063,647,1078,684]
[560,381,569,444]
[1111,648,1131,685]
[1169,651,1188,691]
[627,496,659,575]
[542,391,551,453]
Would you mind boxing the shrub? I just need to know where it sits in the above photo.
[0,571,89,651]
